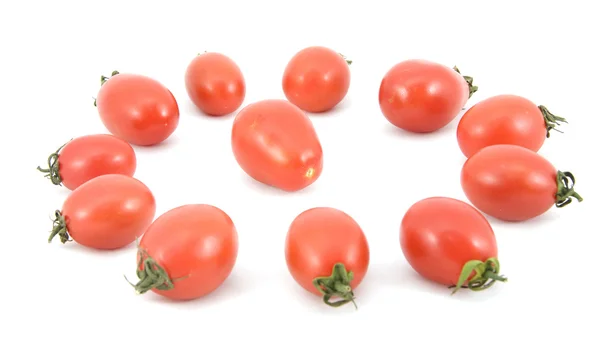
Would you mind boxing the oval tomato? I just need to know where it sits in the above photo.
[282,46,351,113]
[378,60,477,133]
[461,144,583,221]
[457,94,568,158]
[285,207,369,308]
[37,134,136,190]
[95,71,179,146]
[185,52,246,116]
[49,174,156,250]
[231,99,323,192]
[127,204,238,301]
[400,197,506,293]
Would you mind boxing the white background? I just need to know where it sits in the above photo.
[2,0,598,340]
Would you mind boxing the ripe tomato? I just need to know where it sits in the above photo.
[456,94,568,158]
[285,207,369,307]
[127,204,238,301]
[49,174,156,250]
[400,197,506,293]
[37,134,136,190]
[185,52,246,116]
[378,60,477,133]
[95,71,179,146]
[461,144,583,221]
[282,46,351,113]
[231,99,323,192]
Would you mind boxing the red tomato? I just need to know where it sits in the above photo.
[285,207,369,307]
[457,94,568,158]
[282,46,351,113]
[378,60,477,133]
[95,71,179,146]
[400,197,506,293]
[185,52,246,116]
[49,174,156,250]
[461,144,583,221]
[127,204,238,301]
[37,134,136,190]
[231,99,323,192]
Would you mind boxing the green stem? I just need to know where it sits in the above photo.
[94,70,120,106]
[125,248,187,295]
[37,140,71,186]
[48,210,71,244]
[539,105,568,137]
[339,53,352,65]
[451,257,507,294]
[453,66,478,99]
[555,171,583,208]
[312,263,357,309]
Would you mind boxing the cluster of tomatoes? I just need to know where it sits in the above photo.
[38,46,583,308]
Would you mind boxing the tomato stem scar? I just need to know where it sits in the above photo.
[338,53,352,65]
[453,66,478,99]
[94,70,120,106]
[450,257,506,294]
[539,105,568,137]
[312,263,357,309]
[37,139,71,186]
[125,247,187,295]
[555,171,583,207]
[48,210,71,244]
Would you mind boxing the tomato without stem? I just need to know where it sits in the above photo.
[457,94,568,158]
[231,99,323,192]
[95,71,179,146]
[37,134,136,190]
[49,174,156,250]
[185,52,246,116]
[285,207,369,308]
[127,204,238,301]
[461,144,583,222]
[378,60,477,133]
[400,197,506,293]
[282,46,351,113]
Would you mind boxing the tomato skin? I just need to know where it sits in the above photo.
[231,99,323,192]
[457,95,547,158]
[285,207,369,296]
[282,46,350,113]
[185,52,246,116]
[378,59,469,133]
[57,174,156,249]
[96,73,179,146]
[137,204,238,300]
[400,197,498,286]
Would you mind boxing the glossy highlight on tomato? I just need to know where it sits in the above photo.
[231,99,323,192]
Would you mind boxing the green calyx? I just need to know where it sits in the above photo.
[450,257,506,294]
[555,171,583,208]
[48,210,71,244]
[339,53,352,65]
[453,66,478,99]
[125,247,186,295]
[539,105,568,138]
[37,140,71,186]
[94,70,120,106]
[312,263,357,309]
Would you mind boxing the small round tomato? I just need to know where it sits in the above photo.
[37,134,136,190]
[282,46,351,113]
[231,99,323,192]
[457,94,568,158]
[285,207,369,308]
[49,174,156,250]
[461,144,583,221]
[378,60,477,133]
[95,71,179,146]
[185,52,246,116]
[400,197,506,293]
[127,204,238,301]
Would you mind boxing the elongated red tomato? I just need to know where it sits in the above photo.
[231,99,323,192]
[95,71,179,146]
[461,144,583,221]
[457,94,567,158]
[37,134,136,190]
[185,52,246,116]
[378,60,477,133]
[285,207,369,308]
[49,174,156,250]
[282,46,351,113]
[128,204,238,301]
[400,197,506,293]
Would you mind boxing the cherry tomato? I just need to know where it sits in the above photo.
[127,204,238,301]
[49,174,156,250]
[400,197,506,293]
[231,99,323,192]
[461,144,583,221]
[285,207,369,308]
[36,134,136,190]
[282,46,351,113]
[185,52,246,116]
[95,71,179,146]
[457,94,568,158]
[378,60,477,133]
